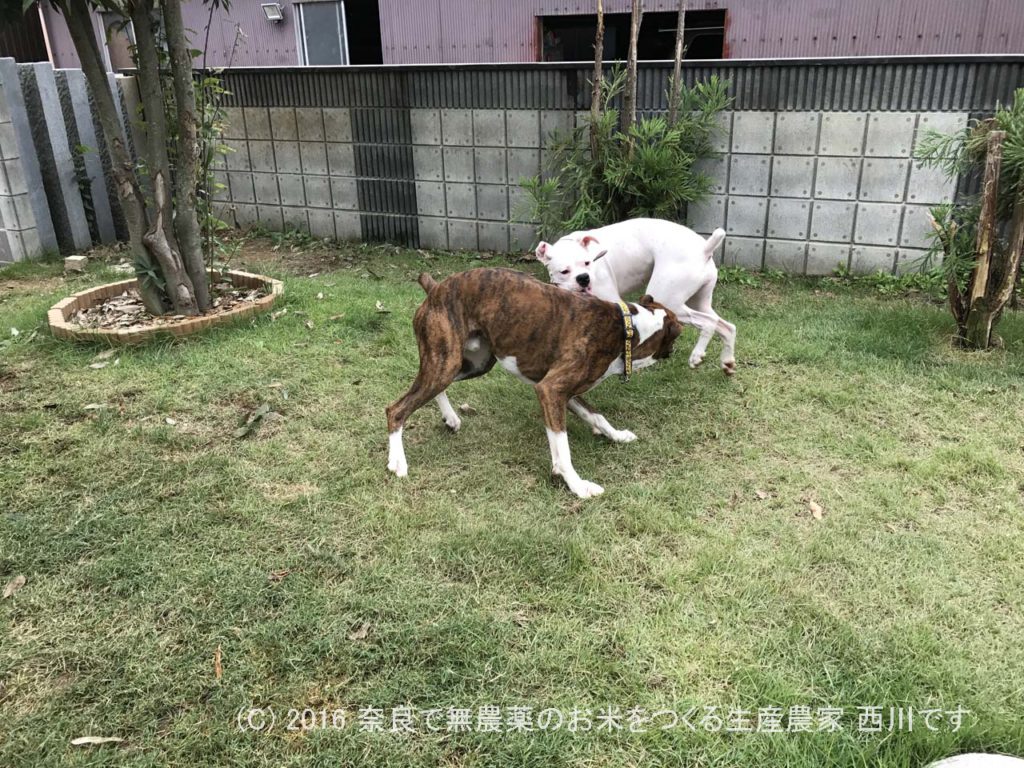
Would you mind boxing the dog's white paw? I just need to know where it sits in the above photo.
[721,358,736,376]
[387,455,408,477]
[689,352,705,368]
[442,414,462,432]
[570,479,605,498]
[611,429,637,443]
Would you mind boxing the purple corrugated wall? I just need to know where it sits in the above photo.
[40,1,301,70]
[379,0,1024,63]
[35,0,1024,69]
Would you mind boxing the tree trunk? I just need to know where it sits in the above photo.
[129,0,199,316]
[667,0,687,125]
[143,172,202,312]
[162,0,211,312]
[964,130,1005,348]
[58,0,166,315]
[989,196,1024,327]
[622,0,642,135]
[590,0,604,158]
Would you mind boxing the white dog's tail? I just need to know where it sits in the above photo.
[703,228,726,260]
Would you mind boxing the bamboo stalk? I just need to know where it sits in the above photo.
[622,0,643,135]
[668,0,687,125]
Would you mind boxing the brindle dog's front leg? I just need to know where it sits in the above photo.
[536,379,604,499]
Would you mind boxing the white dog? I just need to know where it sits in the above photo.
[535,218,736,375]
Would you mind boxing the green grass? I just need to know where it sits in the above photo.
[2,240,1024,767]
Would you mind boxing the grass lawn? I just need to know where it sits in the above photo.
[2,238,1024,767]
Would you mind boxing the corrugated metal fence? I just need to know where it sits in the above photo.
[220,56,1024,112]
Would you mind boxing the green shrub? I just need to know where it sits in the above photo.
[519,69,730,239]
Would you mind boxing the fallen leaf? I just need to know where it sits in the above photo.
[348,622,370,642]
[885,522,898,534]
[10,328,19,337]
[316,292,324,300]
[234,403,274,439]
[755,489,769,500]
[809,500,824,520]
[268,569,289,583]
[71,736,123,747]
[165,417,177,426]
[304,320,314,330]
[270,308,288,321]
[3,575,26,599]
[328,314,345,321]
[88,361,109,370]
[83,403,107,411]
[214,645,223,680]
[458,403,477,415]
[374,301,390,313]
[94,349,117,361]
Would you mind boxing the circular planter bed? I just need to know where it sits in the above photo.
[48,269,284,345]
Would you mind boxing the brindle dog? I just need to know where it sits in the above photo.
[386,268,682,498]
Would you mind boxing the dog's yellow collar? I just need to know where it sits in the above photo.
[616,300,634,381]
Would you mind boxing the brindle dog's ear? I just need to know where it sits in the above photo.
[638,293,655,307]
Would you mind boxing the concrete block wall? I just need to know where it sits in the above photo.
[212,104,545,253]
[5,58,1012,273]
[688,110,967,275]
[213,100,966,275]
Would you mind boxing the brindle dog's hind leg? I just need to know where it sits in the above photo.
[433,333,495,432]
[386,316,464,477]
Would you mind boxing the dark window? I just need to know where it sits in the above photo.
[540,9,725,62]
[344,0,383,65]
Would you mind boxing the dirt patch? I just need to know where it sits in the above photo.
[235,237,348,276]
[2,274,69,297]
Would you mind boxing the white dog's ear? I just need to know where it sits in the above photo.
[592,249,608,262]
[535,242,551,264]
[580,235,601,250]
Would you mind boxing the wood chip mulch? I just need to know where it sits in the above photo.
[71,281,267,331]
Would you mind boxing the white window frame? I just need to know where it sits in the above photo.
[295,0,350,66]
[99,12,136,72]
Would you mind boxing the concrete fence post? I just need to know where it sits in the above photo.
[57,69,117,244]
[18,61,92,253]
[0,57,57,262]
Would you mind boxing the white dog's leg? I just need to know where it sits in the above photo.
[686,281,737,374]
[674,305,720,369]
[546,428,604,498]
[387,427,408,477]
[434,391,462,431]
[569,398,636,443]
